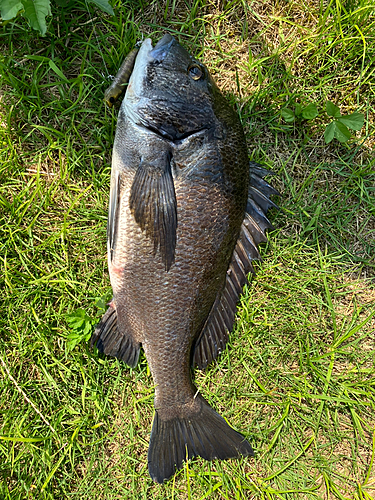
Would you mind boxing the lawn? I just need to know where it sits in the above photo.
[0,1,374,499]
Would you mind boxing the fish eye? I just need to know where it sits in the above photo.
[188,64,204,81]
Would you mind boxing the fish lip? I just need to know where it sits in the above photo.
[124,39,152,117]
[149,33,175,62]
[152,33,174,50]
[124,36,167,106]
[126,34,175,98]
[133,34,175,66]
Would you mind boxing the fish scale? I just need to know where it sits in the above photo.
[91,33,280,483]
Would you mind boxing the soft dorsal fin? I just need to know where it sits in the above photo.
[193,163,280,370]
[129,156,177,271]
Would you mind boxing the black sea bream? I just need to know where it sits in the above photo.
[91,34,279,483]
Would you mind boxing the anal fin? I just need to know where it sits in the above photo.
[90,302,140,368]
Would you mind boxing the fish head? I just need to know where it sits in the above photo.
[124,34,225,142]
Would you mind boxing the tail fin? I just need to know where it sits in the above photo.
[148,395,253,483]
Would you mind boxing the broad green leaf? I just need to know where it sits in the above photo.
[66,308,93,350]
[295,103,302,116]
[67,328,92,349]
[95,295,110,314]
[326,101,341,118]
[67,334,82,350]
[21,0,51,35]
[0,0,23,20]
[49,60,68,82]
[281,108,295,123]
[337,112,364,131]
[324,121,335,143]
[67,318,85,329]
[334,120,351,142]
[83,321,92,335]
[66,308,90,327]
[302,103,318,120]
[88,0,114,15]
[95,297,107,311]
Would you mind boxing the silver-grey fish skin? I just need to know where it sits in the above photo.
[91,34,278,483]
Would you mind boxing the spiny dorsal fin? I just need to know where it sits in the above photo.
[129,157,177,271]
[193,163,279,370]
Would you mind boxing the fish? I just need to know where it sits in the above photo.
[91,33,279,483]
[104,48,139,107]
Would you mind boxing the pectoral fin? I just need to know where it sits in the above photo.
[129,156,177,271]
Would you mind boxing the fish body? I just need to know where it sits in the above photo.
[91,34,279,483]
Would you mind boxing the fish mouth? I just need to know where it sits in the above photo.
[149,33,174,62]
[126,35,175,99]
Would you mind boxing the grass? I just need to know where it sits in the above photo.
[0,0,374,498]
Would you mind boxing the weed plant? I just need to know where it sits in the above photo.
[0,1,374,499]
